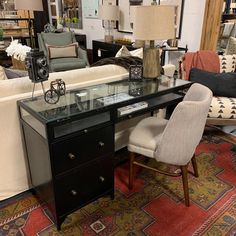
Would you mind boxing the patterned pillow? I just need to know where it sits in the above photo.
[115,45,143,59]
[219,54,236,72]
[225,36,236,55]
[208,96,236,119]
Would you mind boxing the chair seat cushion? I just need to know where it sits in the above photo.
[208,96,236,119]
[50,57,87,72]
[128,117,168,158]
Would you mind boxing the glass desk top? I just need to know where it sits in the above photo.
[18,76,191,124]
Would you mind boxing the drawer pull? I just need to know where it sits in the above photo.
[84,129,88,134]
[99,176,105,182]
[71,189,77,196]
[98,141,105,147]
[68,153,76,160]
[128,114,132,119]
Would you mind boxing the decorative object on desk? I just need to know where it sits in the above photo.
[25,49,49,98]
[114,38,132,45]
[129,64,143,81]
[167,38,178,48]
[98,4,119,43]
[44,79,66,104]
[5,40,31,70]
[14,0,43,48]
[133,6,175,79]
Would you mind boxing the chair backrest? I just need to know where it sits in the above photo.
[37,31,76,58]
[154,83,213,166]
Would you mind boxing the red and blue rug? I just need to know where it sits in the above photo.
[0,134,236,235]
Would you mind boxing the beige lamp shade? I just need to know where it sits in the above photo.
[133,5,175,40]
[98,5,119,21]
[14,0,43,11]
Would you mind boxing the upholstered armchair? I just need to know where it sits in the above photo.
[37,31,89,72]
[180,50,236,127]
[128,83,213,206]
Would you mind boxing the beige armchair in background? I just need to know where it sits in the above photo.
[128,83,213,206]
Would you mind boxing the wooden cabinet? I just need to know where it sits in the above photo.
[18,102,114,230]
[92,39,136,63]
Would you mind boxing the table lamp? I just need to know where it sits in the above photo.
[133,5,175,79]
[14,0,43,48]
[98,5,119,43]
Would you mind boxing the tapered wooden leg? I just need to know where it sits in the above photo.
[180,165,190,207]
[129,152,135,190]
[191,154,199,177]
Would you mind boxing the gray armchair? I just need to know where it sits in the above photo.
[128,83,213,206]
[37,31,89,72]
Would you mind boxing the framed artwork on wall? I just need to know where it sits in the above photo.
[82,0,99,19]
[118,0,184,39]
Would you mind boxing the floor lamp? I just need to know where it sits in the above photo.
[14,0,43,48]
[132,6,175,79]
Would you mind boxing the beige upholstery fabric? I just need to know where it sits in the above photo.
[128,118,168,157]
[47,42,78,59]
[128,83,213,166]
[219,54,236,72]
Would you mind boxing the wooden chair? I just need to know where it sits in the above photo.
[128,84,213,206]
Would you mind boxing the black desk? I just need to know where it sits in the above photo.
[18,76,191,230]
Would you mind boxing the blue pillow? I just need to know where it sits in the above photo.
[189,68,236,97]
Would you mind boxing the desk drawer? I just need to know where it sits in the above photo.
[52,125,114,175]
[55,156,113,216]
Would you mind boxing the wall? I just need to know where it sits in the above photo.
[70,0,206,52]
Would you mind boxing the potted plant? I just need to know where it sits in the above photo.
[0,27,4,48]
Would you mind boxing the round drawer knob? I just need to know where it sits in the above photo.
[71,189,77,196]
[68,153,76,160]
[98,141,105,147]
[99,176,105,182]
[84,129,88,134]
[128,114,132,119]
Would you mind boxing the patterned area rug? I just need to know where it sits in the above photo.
[0,134,236,236]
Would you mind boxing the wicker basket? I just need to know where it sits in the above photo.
[11,57,26,70]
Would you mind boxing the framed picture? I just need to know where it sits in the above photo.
[102,0,118,29]
[117,0,184,39]
[82,0,99,19]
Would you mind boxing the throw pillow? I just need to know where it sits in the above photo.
[0,66,7,80]
[4,68,28,79]
[219,54,236,73]
[225,36,236,55]
[47,42,78,59]
[115,46,143,59]
[115,45,132,57]
[189,68,236,97]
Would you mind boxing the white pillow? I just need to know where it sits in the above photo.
[47,42,78,59]
[130,48,143,59]
[115,45,143,59]
[0,66,7,80]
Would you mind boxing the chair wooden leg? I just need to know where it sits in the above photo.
[180,165,190,207]
[191,154,199,177]
[129,152,135,190]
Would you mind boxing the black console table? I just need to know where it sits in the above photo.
[92,39,136,63]
[18,76,191,230]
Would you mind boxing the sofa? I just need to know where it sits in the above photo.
[0,64,151,201]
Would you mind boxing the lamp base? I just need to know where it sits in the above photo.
[104,35,114,43]
[143,47,160,79]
